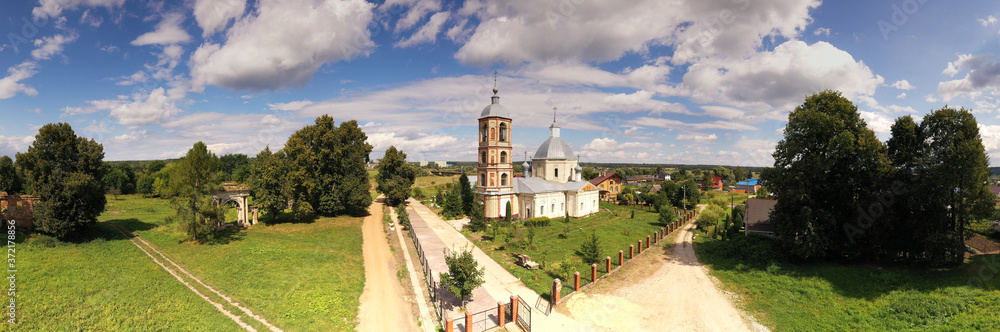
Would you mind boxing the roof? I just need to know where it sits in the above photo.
[480,89,510,118]
[744,198,777,233]
[534,136,575,159]
[990,186,1000,196]
[589,172,620,185]
[736,178,760,186]
[514,177,593,194]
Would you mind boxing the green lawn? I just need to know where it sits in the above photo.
[694,232,1000,330]
[15,195,365,331]
[466,202,667,300]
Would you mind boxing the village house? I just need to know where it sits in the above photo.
[744,198,777,238]
[589,172,623,201]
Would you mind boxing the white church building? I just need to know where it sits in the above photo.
[476,87,601,220]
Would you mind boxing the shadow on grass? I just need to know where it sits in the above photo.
[204,226,247,245]
[695,234,1000,301]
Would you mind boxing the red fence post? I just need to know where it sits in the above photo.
[498,301,506,327]
[591,264,597,283]
[619,250,624,266]
[446,317,453,332]
[629,245,634,259]
[646,235,651,249]
[465,311,472,332]
[574,272,580,291]
[638,240,643,253]
[553,279,562,305]
[511,295,519,325]
[606,256,611,273]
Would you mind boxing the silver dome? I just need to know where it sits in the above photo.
[533,136,575,160]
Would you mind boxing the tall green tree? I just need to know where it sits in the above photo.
[250,147,291,219]
[733,166,747,182]
[0,156,21,194]
[459,172,474,215]
[442,182,463,219]
[284,116,373,217]
[658,203,676,227]
[16,123,106,239]
[767,91,889,260]
[167,142,221,242]
[439,246,485,309]
[376,146,417,206]
[218,153,251,183]
[104,163,136,198]
[579,232,603,265]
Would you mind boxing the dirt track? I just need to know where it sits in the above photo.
[562,221,768,332]
[356,198,418,332]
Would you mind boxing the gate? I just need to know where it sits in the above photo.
[516,295,531,331]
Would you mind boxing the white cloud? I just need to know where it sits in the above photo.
[65,87,182,126]
[0,62,39,99]
[267,100,314,111]
[453,0,821,66]
[0,135,36,159]
[32,33,78,60]
[937,54,1000,101]
[79,9,104,27]
[131,13,192,46]
[675,132,718,143]
[33,0,126,19]
[387,0,442,32]
[890,79,915,90]
[813,27,830,36]
[897,92,906,99]
[193,0,246,37]
[679,40,884,112]
[189,0,375,92]
[925,94,939,103]
[978,124,1000,162]
[980,15,998,27]
[628,116,758,132]
[396,11,450,48]
[859,111,893,134]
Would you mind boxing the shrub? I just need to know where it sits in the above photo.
[396,205,411,230]
[579,232,602,265]
[523,217,551,228]
[696,205,726,229]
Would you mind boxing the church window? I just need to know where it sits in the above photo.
[501,173,508,186]
[480,174,486,187]
[540,205,544,215]
[482,124,488,142]
[581,202,584,211]
[560,203,564,212]
[555,168,559,178]
[500,151,507,163]
[481,151,487,163]
[551,204,555,214]
[499,123,507,142]
[490,128,496,140]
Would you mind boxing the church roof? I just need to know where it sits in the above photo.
[514,177,592,194]
[533,136,575,160]
[480,88,510,118]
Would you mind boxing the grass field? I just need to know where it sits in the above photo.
[414,175,460,189]
[694,232,1000,330]
[466,202,667,299]
[15,195,365,331]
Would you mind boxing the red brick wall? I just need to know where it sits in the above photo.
[0,193,39,228]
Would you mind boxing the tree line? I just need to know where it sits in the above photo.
[764,91,993,266]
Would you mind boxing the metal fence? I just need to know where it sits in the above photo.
[469,306,500,332]
[517,295,531,330]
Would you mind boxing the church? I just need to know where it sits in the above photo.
[476,87,601,220]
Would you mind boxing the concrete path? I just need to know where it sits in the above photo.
[407,198,590,331]
[357,198,419,332]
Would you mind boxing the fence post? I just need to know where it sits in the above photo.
[465,311,472,332]
[574,272,580,291]
[605,256,611,273]
[498,301,506,327]
[638,240,643,253]
[446,316,454,332]
[618,250,624,266]
[510,295,519,325]
[647,235,651,249]
[629,245,634,259]
[553,279,562,305]
[660,228,665,239]
[591,264,597,283]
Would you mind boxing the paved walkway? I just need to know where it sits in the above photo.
[389,207,437,332]
[407,198,590,331]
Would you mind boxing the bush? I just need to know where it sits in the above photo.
[696,205,726,229]
[523,217,551,228]
[396,205,410,230]
[579,232,602,265]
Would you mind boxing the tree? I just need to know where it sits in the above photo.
[713,166,734,183]
[15,123,106,239]
[284,116,373,217]
[396,205,411,230]
[582,168,599,180]
[733,166,747,182]
[468,193,487,232]
[442,182,463,219]
[767,91,889,260]
[439,246,485,309]
[0,156,21,194]
[459,173,474,215]
[376,146,417,206]
[505,201,512,222]
[136,174,155,196]
[147,160,166,174]
[250,147,291,219]
[167,142,221,242]
[219,154,251,183]
[658,203,676,227]
[700,171,713,191]
[579,232,602,265]
[104,163,136,198]
[696,205,726,229]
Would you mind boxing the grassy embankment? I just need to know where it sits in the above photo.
[16,194,365,331]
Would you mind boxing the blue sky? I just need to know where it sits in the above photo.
[3,0,1000,167]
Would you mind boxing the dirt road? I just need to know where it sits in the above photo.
[562,220,768,332]
[357,198,418,332]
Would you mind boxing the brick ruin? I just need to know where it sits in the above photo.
[0,192,39,228]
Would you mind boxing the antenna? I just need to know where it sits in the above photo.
[552,106,557,123]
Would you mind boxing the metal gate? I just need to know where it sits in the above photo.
[516,295,531,331]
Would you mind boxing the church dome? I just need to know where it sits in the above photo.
[534,136,575,160]
[480,88,510,118]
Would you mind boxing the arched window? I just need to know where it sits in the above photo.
[551,204,555,214]
[490,128,496,140]
[555,168,559,178]
[560,203,564,212]
[480,174,486,187]
[481,151,487,164]
[482,124,488,142]
[581,202,584,210]
[491,155,495,163]
[500,151,507,163]
[499,123,507,142]
[540,205,544,215]
[501,173,508,186]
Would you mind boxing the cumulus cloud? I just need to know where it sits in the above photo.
[193,0,246,37]
[679,40,884,111]
[813,27,830,36]
[891,79,915,90]
[387,0,442,32]
[0,62,39,99]
[32,33,78,60]
[63,87,182,126]
[189,0,375,92]
[0,135,36,159]
[897,92,906,99]
[33,0,125,19]
[131,13,191,46]
[980,15,998,27]
[937,54,1000,101]
[675,132,718,143]
[396,11,450,48]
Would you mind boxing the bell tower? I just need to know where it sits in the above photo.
[477,74,515,219]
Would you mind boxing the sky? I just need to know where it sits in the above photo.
[3,0,1000,167]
